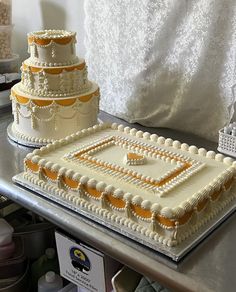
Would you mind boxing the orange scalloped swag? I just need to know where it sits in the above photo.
[25,160,39,172]
[106,194,126,209]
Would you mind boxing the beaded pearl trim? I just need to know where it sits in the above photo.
[63,135,205,197]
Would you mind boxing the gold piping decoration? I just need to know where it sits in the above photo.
[12,88,99,107]
[33,100,53,107]
[82,185,102,198]
[196,198,208,212]
[25,160,39,172]
[28,35,74,46]
[22,62,86,74]
[131,204,152,218]
[43,168,58,180]
[106,194,126,209]
[63,177,79,189]
[156,210,194,228]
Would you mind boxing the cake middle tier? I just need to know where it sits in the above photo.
[20,59,91,97]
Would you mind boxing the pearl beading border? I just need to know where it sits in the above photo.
[11,123,55,144]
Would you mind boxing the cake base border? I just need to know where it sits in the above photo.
[7,122,53,147]
[7,121,102,148]
[13,172,236,262]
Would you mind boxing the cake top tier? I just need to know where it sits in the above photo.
[28,30,76,45]
[27,29,78,67]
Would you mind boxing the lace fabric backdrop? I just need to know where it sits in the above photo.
[84,0,236,141]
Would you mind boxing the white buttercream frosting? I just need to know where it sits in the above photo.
[157,136,165,144]
[160,207,173,218]
[132,195,142,205]
[181,143,189,151]
[173,140,181,149]
[165,138,173,147]
[113,189,124,198]
[143,132,151,140]
[150,203,161,213]
[215,153,225,162]
[80,176,89,185]
[198,148,207,156]
[105,185,115,194]
[189,145,198,154]
[136,130,143,138]
[111,123,118,130]
[223,157,234,165]
[150,134,158,142]
[172,207,185,218]
[96,181,106,192]
[123,192,133,201]
[206,150,216,159]
[141,200,152,210]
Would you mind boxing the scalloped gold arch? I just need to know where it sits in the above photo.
[131,204,152,219]
[11,88,100,107]
[22,62,86,74]
[106,194,126,209]
[28,35,74,46]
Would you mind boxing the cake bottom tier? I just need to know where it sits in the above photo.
[10,82,100,144]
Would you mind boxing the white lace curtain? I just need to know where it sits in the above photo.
[84,0,236,141]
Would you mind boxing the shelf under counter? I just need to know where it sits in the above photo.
[0,108,235,292]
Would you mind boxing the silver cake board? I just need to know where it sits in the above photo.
[13,173,236,262]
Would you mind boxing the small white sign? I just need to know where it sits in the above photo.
[55,231,106,292]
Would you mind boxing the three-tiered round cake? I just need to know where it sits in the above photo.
[9,30,100,146]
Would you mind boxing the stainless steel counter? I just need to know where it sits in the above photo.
[0,107,235,292]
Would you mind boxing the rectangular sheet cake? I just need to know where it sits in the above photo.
[19,123,236,248]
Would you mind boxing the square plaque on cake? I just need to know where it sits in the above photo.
[13,123,236,260]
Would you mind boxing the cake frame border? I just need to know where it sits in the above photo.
[7,121,102,148]
[7,122,50,147]
[13,172,236,262]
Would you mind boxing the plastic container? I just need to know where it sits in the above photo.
[0,241,15,260]
[0,25,13,59]
[111,266,142,292]
[0,0,12,25]
[0,54,19,73]
[0,218,14,246]
[38,271,63,292]
[0,259,30,292]
[218,123,236,158]
[58,283,78,292]
[14,222,55,260]
[31,248,60,290]
[0,236,26,280]
[0,89,11,108]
